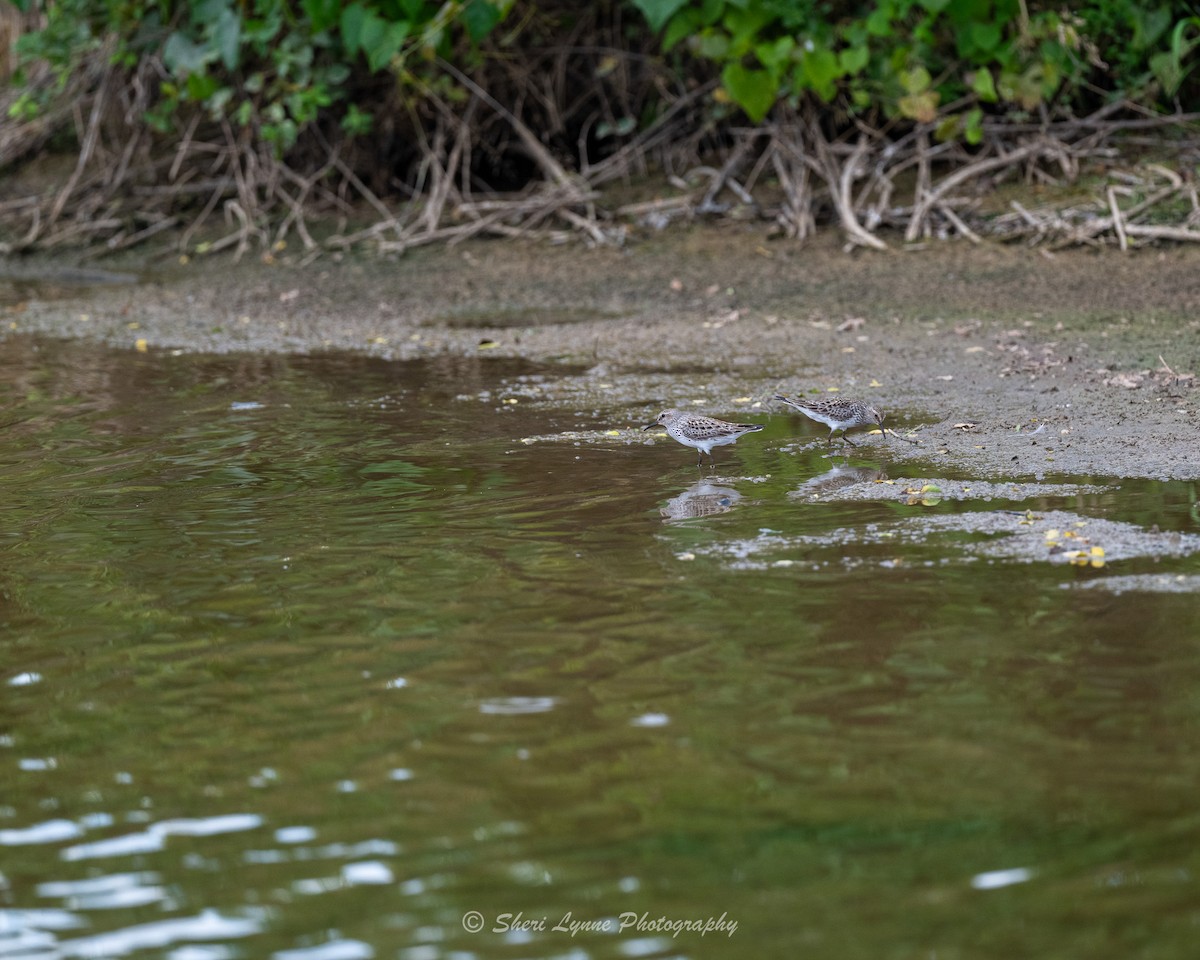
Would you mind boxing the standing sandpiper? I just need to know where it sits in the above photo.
[773,394,886,447]
[643,409,764,467]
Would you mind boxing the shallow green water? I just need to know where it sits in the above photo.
[2,337,1200,960]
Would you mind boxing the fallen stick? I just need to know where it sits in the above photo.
[937,203,983,244]
[1107,186,1128,251]
[1123,223,1200,242]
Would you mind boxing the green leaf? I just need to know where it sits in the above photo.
[997,64,1047,109]
[934,115,959,141]
[340,3,368,56]
[363,21,410,71]
[839,44,870,76]
[697,0,724,27]
[968,21,1001,54]
[721,63,777,123]
[900,65,931,94]
[208,86,233,114]
[801,47,841,101]
[971,67,997,102]
[697,30,730,60]
[324,63,350,86]
[898,89,939,122]
[302,0,342,33]
[341,104,374,137]
[866,3,893,37]
[662,12,695,51]
[754,36,794,72]
[162,31,212,76]
[463,0,503,42]
[1150,18,1200,95]
[185,71,218,102]
[1132,5,1173,51]
[359,14,386,68]
[191,0,228,25]
[631,0,689,33]
[964,107,984,145]
[725,5,775,58]
[241,11,282,48]
[210,7,240,71]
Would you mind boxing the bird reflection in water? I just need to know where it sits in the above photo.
[789,464,888,500]
[660,480,743,522]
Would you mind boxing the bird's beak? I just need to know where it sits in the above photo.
[642,421,658,431]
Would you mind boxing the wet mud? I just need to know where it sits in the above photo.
[4,226,1200,480]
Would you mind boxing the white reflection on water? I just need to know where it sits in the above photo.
[0,907,86,930]
[244,838,401,865]
[54,910,260,958]
[970,866,1034,890]
[0,818,83,845]
[341,861,394,885]
[38,871,165,910]
[61,814,264,862]
[629,713,670,728]
[275,825,317,844]
[272,938,375,960]
[479,696,557,715]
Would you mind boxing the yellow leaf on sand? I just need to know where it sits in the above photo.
[870,379,882,387]
[135,338,148,353]
[604,430,620,437]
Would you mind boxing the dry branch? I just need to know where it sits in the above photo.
[2,36,1199,260]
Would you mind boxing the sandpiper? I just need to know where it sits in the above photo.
[773,394,886,447]
[643,409,764,467]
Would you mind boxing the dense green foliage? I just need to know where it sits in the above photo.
[4,0,1196,207]
[632,0,1199,137]
[10,0,515,148]
[11,0,1198,145]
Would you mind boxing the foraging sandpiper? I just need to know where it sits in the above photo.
[773,394,886,447]
[643,409,764,467]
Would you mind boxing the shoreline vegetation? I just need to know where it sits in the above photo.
[1,1,1198,262]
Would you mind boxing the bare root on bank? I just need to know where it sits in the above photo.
[2,55,1198,260]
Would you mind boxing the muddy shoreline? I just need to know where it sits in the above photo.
[4,227,1199,480]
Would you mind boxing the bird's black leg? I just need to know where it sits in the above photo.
[842,433,858,448]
